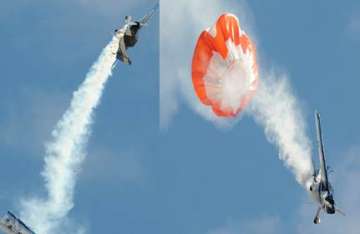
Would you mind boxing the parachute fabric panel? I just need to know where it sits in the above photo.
[192,13,258,117]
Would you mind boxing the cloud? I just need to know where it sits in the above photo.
[208,216,281,234]
[160,0,255,129]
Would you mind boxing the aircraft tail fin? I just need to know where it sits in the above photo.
[315,110,329,188]
[139,2,159,26]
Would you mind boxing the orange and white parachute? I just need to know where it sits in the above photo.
[191,13,258,117]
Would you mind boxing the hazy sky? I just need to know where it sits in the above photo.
[1,0,360,234]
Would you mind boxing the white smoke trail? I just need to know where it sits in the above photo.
[19,37,119,234]
[248,73,314,188]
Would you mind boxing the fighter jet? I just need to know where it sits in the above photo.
[0,211,35,234]
[308,111,344,224]
[114,3,158,65]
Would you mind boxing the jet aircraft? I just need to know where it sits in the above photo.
[309,111,345,224]
[114,3,158,65]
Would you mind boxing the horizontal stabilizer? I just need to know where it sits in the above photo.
[336,208,346,216]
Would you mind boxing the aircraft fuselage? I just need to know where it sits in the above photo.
[309,177,335,215]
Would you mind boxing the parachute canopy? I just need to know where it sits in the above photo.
[191,13,258,117]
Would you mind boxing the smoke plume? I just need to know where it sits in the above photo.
[19,37,118,234]
[248,74,314,188]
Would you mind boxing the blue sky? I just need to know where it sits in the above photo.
[0,0,158,233]
[1,0,360,234]
[160,0,360,234]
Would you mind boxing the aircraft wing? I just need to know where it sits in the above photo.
[138,3,159,26]
[0,211,36,234]
[315,111,329,190]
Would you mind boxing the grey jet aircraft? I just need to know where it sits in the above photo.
[114,3,158,65]
[0,211,35,234]
[309,111,345,224]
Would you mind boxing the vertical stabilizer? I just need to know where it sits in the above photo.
[315,111,329,189]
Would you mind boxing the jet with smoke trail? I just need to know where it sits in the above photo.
[309,111,345,224]
[18,36,119,234]
[114,3,159,65]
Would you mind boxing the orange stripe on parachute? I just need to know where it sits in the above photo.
[191,13,258,117]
